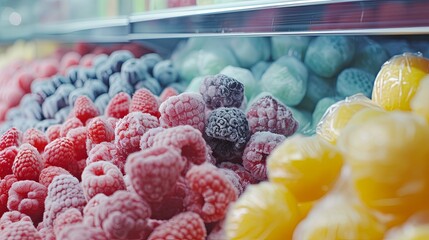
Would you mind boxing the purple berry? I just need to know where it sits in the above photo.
[200,74,244,110]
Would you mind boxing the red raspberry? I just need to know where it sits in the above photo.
[87,142,124,173]
[87,117,115,145]
[38,166,71,188]
[139,127,165,150]
[219,162,258,190]
[148,212,206,240]
[129,88,160,118]
[7,180,47,224]
[12,144,43,181]
[150,177,187,220]
[246,95,298,136]
[94,190,151,239]
[0,211,32,231]
[105,92,130,119]
[60,117,83,137]
[80,53,95,68]
[66,127,88,160]
[22,128,48,153]
[0,175,17,215]
[106,117,118,129]
[73,96,99,125]
[83,193,108,227]
[184,163,237,223]
[60,52,81,74]
[114,112,159,155]
[15,70,35,93]
[38,226,55,240]
[242,131,286,181]
[125,146,184,203]
[43,137,79,177]
[81,161,126,201]
[0,146,18,178]
[141,219,166,239]
[0,221,42,240]
[0,127,21,151]
[46,124,61,142]
[159,87,178,103]
[53,208,83,236]
[159,93,206,132]
[152,125,207,165]
[205,144,217,165]
[219,168,243,196]
[57,224,107,240]
[207,220,226,240]
[43,175,86,227]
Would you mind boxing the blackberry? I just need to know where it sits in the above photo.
[200,74,244,110]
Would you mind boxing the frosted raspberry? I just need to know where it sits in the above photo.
[38,226,55,240]
[46,124,61,142]
[152,125,207,165]
[38,166,71,188]
[114,112,159,155]
[185,163,237,223]
[72,96,99,125]
[207,220,226,240]
[87,117,115,145]
[94,190,151,239]
[60,117,83,137]
[0,221,42,240]
[87,142,124,173]
[205,144,217,165]
[139,128,163,150]
[106,117,118,129]
[159,87,178,103]
[243,131,286,180]
[0,146,18,178]
[0,127,21,151]
[126,146,184,202]
[83,193,108,227]
[0,211,32,230]
[150,177,187,220]
[22,128,48,153]
[105,92,130,119]
[205,107,250,161]
[57,224,108,240]
[141,219,166,239]
[200,74,244,110]
[0,175,17,215]
[148,212,206,240]
[43,137,79,177]
[7,180,47,224]
[12,144,43,181]
[123,174,132,191]
[159,93,206,132]
[82,161,126,201]
[66,127,88,160]
[53,208,83,236]
[219,168,244,196]
[129,88,160,118]
[43,175,86,227]
[218,162,258,190]
[246,95,298,136]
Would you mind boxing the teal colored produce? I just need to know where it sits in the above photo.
[229,37,271,68]
[311,97,339,131]
[351,37,389,75]
[185,76,205,93]
[251,61,271,81]
[289,107,312,135]
[336,68,375,98]
[271,36,311,61]
[299,72,335,111]
[220,66,258,100]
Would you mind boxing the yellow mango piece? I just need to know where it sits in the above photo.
[386,212,429,240]
[411,76,429,123]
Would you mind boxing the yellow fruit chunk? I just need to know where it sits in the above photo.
[267,135,343,202]
[316,94,382,144]
[225,182,300,240]
[411,76,429,123]
[372,53,429,111]
[385,212,429,240]
[298,200,316,220]
[338,111,429,221]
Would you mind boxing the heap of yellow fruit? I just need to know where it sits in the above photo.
[225,53,429,240]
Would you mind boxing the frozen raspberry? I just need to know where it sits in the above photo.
[0,211,32,231]
[81,161,126,201]
[148,212,206,240]
[0,221,42,240]
[185,163,237,223]
[87,117,115,144]
[53,208,83,236]
[243,131,286,180]
[0,146,18,178]
[114,112,159,155]
[39,166,71,188]
[106,117,118,129]
[7,180,47,223]
[150,177,187,220]
[66,127,88,161]
[207,220,226,240]
[200,74,244,110]
[141,219,166,239]
[43,175,86,227]
[60,117,83,137]
[126,146,184,202]
[94,190,151,239]
[159,93,206,132]
[205,107,250,161]
[205,144,217,165]
[105,92,130,119]
[129,88,160,118]
[22,128,48,153]
[0,127,21,152]
[219,168,244,196]
[57,224,107,240]
[159,87,178,103]
[46,124,61,142]
[218,162,258,190]
[38,226,55,240]
[72,96,99,125]
[87,142,124,173]
[0,175,17,215]
[246,95,298,136]
[12,144,43,181]
[83,193,108,227]
[43,137,79,177]
[152,126,207,165]
[139,127,165,150]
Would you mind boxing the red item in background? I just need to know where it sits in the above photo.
[168,0,196,8]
